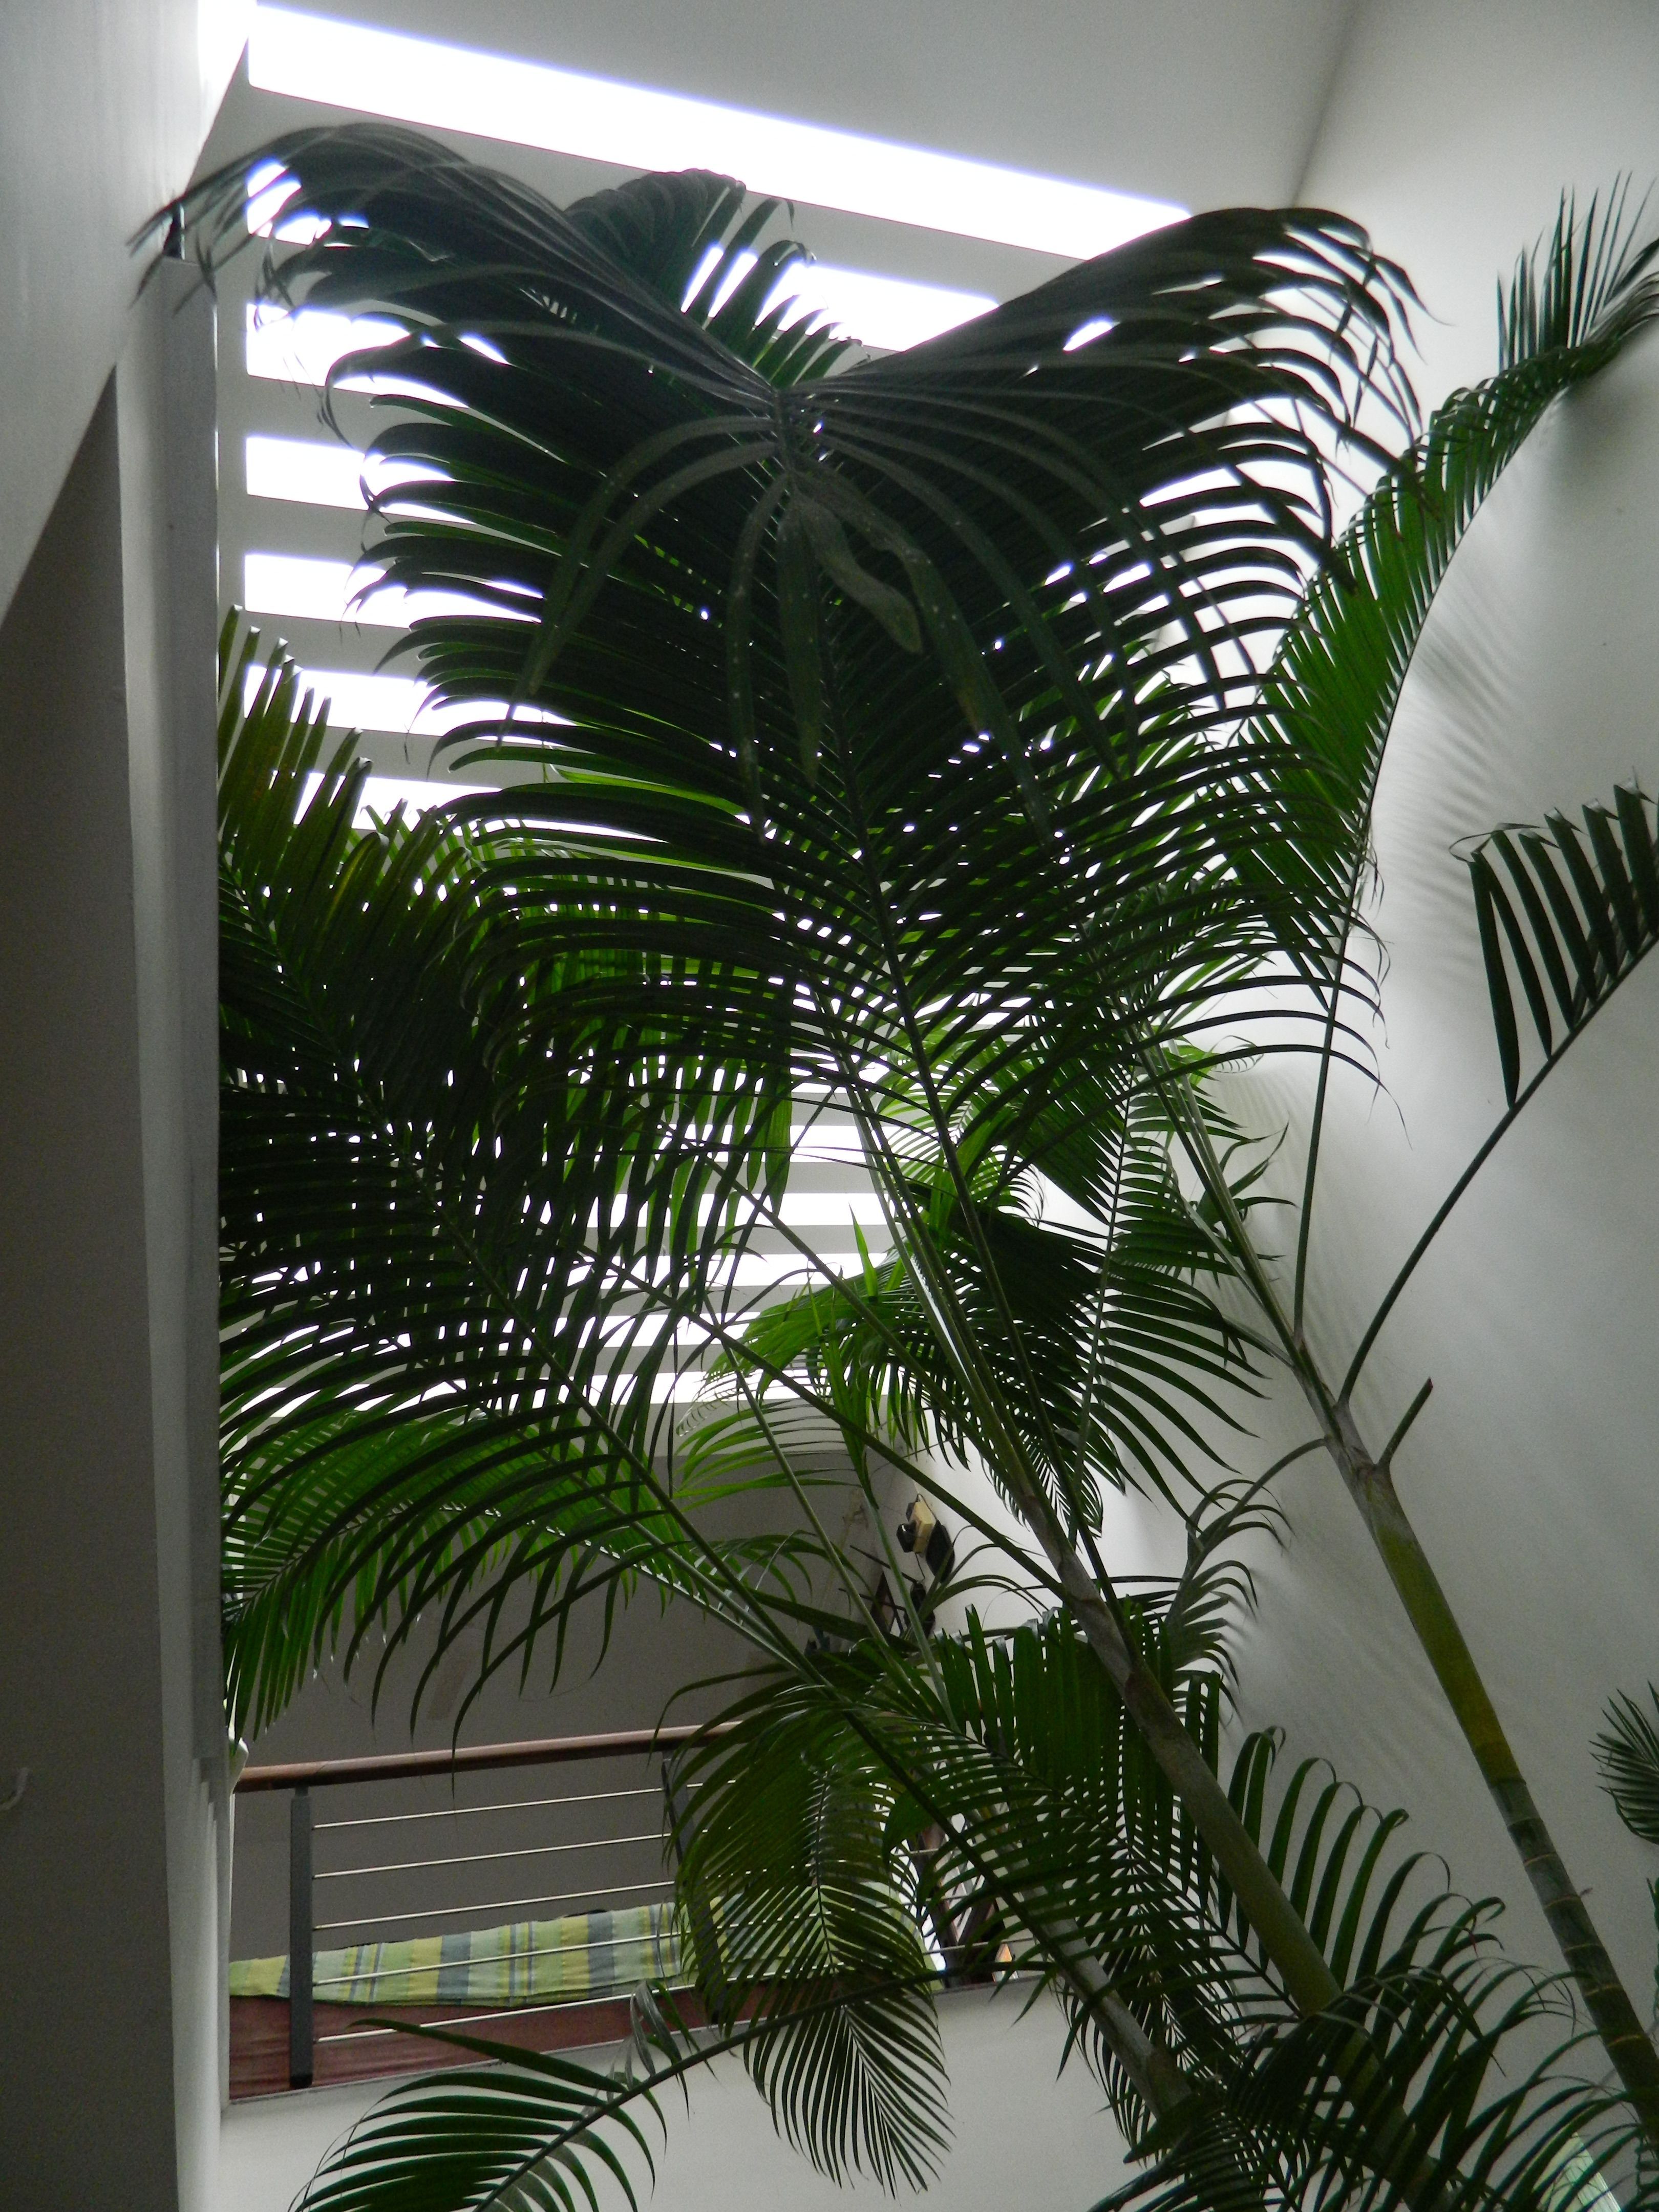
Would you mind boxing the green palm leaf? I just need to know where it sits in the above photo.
[1467,781,1659,1107]
[1596,1686,1659,1848]
[698,1089,1283,1548]
[663,1609,1628,2211]
[1246,187,1659,992]
[177,127,1414,804]
[288,1598,1629,2212]
[288,2036,662,2212]
[178,135,1659,2195]
[670,1717,949,2188]
[218,617,839,1734]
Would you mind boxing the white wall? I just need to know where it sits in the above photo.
[219,1984,1132,2212]
[1299,0,1659,409]
[0,0,245,622]
[121,260,235,2204]
[0,266,225,2209]
[289,0,1358,223]
[0,9,239,2197]
[1212,0,1659,2007]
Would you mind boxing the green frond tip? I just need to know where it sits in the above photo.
[1595,1686,1659,1847]
[1246,184,1659,992]
[1498,180,1659,371]
[1465,779,1659,1108]
[289,2032,664,2212]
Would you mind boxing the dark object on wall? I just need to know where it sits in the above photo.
[897,1496,953,1582]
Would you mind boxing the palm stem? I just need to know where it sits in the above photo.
[811,810,1353,2026]
[839,1698,1201,2126]
[1156,1062,1659,2139]
[1040,1539,1342,2016]
[1317,1399,1659,2139]
[1033,1539,1453,2210]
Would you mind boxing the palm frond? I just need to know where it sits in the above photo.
[699,1096,1264,1533]
[667,1611,1630,2211]
[176,132,1416,887]
[217,614,841,1733]
[1596,1686,1659,1847]
[1499,182,1659,368]
[290,2034,663,2212]
[1466,780,1659,1107]
[670,1708,949,2189]
[1246,187,1659,996]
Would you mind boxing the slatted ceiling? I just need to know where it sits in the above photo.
[214,27,1096,1395]
[246,6,1184,261]
[215,15,1109,769]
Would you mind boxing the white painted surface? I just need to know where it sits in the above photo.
[249,5,1186,260]
[263,0,1356,219]
[1218,0,1659,2004]
[0,271,223,2208]
[120,260,230,2212]
[219,1987,1132,2212]
[0,0,243,620]
[1300,0,1659,409]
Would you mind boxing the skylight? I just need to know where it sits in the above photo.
[244,434,446,509]
[303,768,492,829]
[772,263,995,351]
[249,5,1185,261]
[244,551,526,629]
[244,271,991,374]
[683,244,994,350]
[244,663,563,740]
[244,304,408,386]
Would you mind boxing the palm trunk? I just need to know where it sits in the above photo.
[1036,1528,1443,2208]
[1036,1529,1345,2013]
[1321,1399,1659,2144]
[1163,1069,1659,2142]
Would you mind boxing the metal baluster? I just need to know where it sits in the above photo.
[289,1784,314,2088]
[664,1756,721,2019]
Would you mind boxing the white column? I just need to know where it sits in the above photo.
[0,260,222,2208]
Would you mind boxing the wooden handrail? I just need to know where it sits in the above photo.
[236,1721,731,1793]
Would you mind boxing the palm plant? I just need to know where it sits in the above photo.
[1596,1686,1659,2039]
[176,131,1659,2204]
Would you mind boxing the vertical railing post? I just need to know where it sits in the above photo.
[289,1783,313,2089]
[663,1758,721,2019]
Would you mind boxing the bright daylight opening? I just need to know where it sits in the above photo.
[242,661,564,741]
[244,433,403,509]
[249,4,1186,261]
[243,550,529,630]
[302,768,492,828]
[685,244,997,351]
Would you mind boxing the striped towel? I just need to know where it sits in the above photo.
[229,1901,682,2007]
